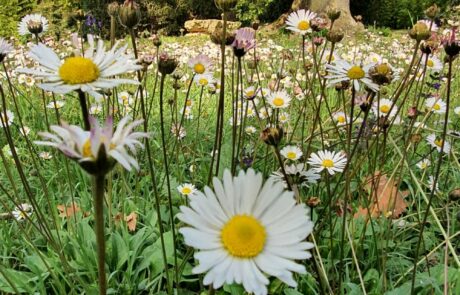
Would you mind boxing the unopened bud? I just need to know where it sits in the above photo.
[119,0,141,29]
[260,126,283,146]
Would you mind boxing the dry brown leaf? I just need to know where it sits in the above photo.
[125,212,138,232]
[354,172,408,219]
[57,202,81,218]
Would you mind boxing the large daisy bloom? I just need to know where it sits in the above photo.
[307,150,347,175]
[425,96,446,114]
[285,9,317,35]
[35,115,149,173]
[188,54,213,75]
[178,169,314,295]
[19,35,142,101]
[326,60,379,92]
[18,14,49,36]
[426,133,451,154]
[372,98,398,118]
[280,145,303,161]
[267,90,292,109]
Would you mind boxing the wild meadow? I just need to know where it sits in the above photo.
[0,1,459,294]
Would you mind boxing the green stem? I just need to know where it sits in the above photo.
[93,174,107,295]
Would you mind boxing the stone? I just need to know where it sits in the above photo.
[184,19,241,35]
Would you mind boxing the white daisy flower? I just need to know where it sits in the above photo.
[39,151,53,160]
[267,90,292,109]
[258,106,272,120]
[244,86,257,100]
[177,183,197,196]
[18,14,49,36]
[245,126,257,135]
[19,35,141,101]
[194,73,215,87]
[326,59,379,92]
[188,54,213,75]
[423,55,443,72]
[372,98,398,118]
[178,169,314,295]
[11,203,33,221]
[307,150,347,175]
[17,74,27,84]
[426,133,450,154]
[333,111,348,126]
[279,112,290,124]
[46,100,65,109]
[0,110,14,127]
[454,106,460,116]
[280,145,303,161]
[258,88,270,98]
[271,163,320,188]
[118,91,133,107]
[425,96,446,114]
[25,76,35,87]
[285,9,317,35]
[0,38,13,61]
[19,126,31,136]
[171,123,186,140]
[427,175,439,193]
[416,158,431,170]
[89,104,103,115]
[34,116,149,172]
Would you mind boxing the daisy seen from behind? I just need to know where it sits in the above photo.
[308,150,347,175]
[19,35,142,101]
[285,9,317,35]
[177,169,314,295]
[35,115,149,174]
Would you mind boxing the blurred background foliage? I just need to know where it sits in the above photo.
[0,0,457,37]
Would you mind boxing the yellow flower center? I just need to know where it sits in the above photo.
[245,90,255,97]
[427,59,434,68]
[181,187,192,195]
[434,139,443,147]
[221,215,266,258]
[297,20,310,31]
[337,116,346,123]
[322,159,334,168]
[380,105,390,113]
[199,78,208,86]
[186,100,192,106]
[286,151,297,159]
[433,103,440,111]
[347,66,365,80]
[376,63,391,75]
[194,63,205,74]
[421,163,427,169]
[59,57,100,85]
[273,97,285,107]
[82,139,93,158]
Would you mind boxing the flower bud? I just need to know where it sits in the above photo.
[252,20,260,31]
[449,188,460,201]
[151,34,162,47]
[158,52,178,75]
[326,29,344,43]
[107,2,120,17]
[210,28,235,46]
[409,22,430,42]
[410,134,422,144]
[119,0,141,29]
[215,0,238,12]
[425,4,439,20]
[260,126,283,146]
[327,9,341,21]
[369,63,394,85]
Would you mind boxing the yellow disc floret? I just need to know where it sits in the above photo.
[433,103,440,111]
[82,139,93,158]
[347,66,365,80]
[322,159,334,168]
[286,151,297,159]
[427,59,434,68]
[59,57,100,85]
[181,187,192,195]
[297,20,310,31]
[380,105,390,113]
[194,63,205,74]
[221,215,266,258]
[434,139,443,147]
[337,116,346,123]
[273,97,285,107]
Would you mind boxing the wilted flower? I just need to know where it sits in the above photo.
[158,52,178,75]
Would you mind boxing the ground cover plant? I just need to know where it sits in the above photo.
[0,1,460,294]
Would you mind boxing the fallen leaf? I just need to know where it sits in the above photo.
[125,212,138,232]
[57,202,81,218]
[354,172,408,219]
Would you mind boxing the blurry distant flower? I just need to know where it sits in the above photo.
[12,203,33,221]
[194,73,215,87]
[285,9,317,35]
[425,96,446,114]
[232,28,256,57]
[372,98,398,118]
[279,112,290,124]
[333,111,348,126]
[423,55,442,72]
[19,35,141,101]
[0,38,13,62]
[17,74,27,84]
[267,90,292,109]
[39,151,53,160]
[243,86,257,100]
[25,76,35,87]
[18,14,48,36]
[178,169,314,295]
[20,126,31,136]
[46,100,65,109]
[118,91,133,108]
[177,183,197,196]
[426,133,450,154]
[454,106,460,116]
[35,116,149,174]
[326,60,379,92]
[0,110,14,127]
[427,175,439,193]
[171,123,186,140]
[416,158,431,170]
[245,125,257,135]
[308,150,347,175]
[271,163,320,188]
[188,54,213,75]
[258,106,272,120]
[89,104,103,115]
[280,145,302,161]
